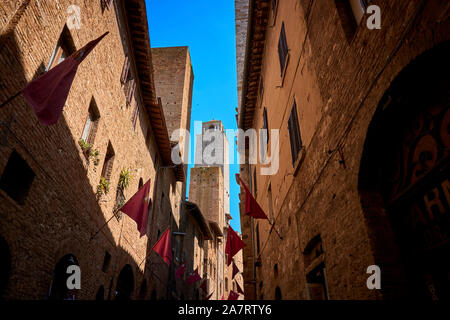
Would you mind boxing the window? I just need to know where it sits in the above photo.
[272,0,278,13]
[102,252,111,273]
[81,98,100,144]
[101,142,115,182]
[304,236,329,300]
[0,151,35,205]
[335,0,371,41]
[131,101,140,129]
[120,56,131,85]
[275,286,282,300]
[261,107,269,160]
[101,0,113,12]
[259,76,264,101]
[267,184,274,221]
[46,25,76,71]
[278,22,288,76]
[256,223,261,256]
[287,101,303,166]
[253,168,257,196]
[225,278,229,291]
[138,178,143,190]
[274,263,279,278]
[126,79,136,107]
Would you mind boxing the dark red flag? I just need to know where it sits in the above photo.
[204,292,214,300]
[176,261,186,280]
[200,278,207,292]
[227,290,239,300]
[236,174,268,219]
[225,226,245,266]
[232,261,240,279]
[152,228,172,266]
[120,179,151,237]
[186,268,202,285]
[236,281,244,295]
[22,32,109,125]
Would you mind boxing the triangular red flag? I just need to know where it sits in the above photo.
[232,261,240,280]
[225,226,245,266]
[227,290,239,300]
[200,278,207,292]
[152,228,172,266]
[237,174,268,219]
[22,32,109,125]
[120,179,151,237]
[204,292,214,300]
[186,268,202,285]
[176,261,186,280]
[235,281,244,295]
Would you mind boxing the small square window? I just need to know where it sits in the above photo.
[0,151,35,205]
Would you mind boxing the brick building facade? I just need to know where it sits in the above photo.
[0,0,191,300]
[236,0,449,300]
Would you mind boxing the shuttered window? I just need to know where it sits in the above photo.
[272,0,278,13]
[120,56,130,84]
[81,98,100,144]
[278,22,288,76]
[126,79,136,106]
[288,101,302,166]
[101,142,115,181]
[131,101,139,129]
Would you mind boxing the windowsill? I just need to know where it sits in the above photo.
[292,147,306,177]
[0,189,24,210]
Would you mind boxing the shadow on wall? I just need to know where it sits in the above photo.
[358,40,450,300]
[0,30,149,300]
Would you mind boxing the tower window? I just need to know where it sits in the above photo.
[0,151,35,205]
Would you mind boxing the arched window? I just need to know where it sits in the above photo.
[138,279,147,300]
[225,277,228,291]
[95,285,104,300]
[49,254,79,300]
[138,178,143,190]
[115,264,134,300]
[0,236,11,298]
[274,264,278,278]
[275,286,282,300]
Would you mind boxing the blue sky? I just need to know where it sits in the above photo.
[146,0,241,232]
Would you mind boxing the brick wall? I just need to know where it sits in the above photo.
[237,0,450,300]
[0,0,177,300]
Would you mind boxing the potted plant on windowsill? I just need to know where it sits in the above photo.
[90,149,100,166]
[78,139,92,160]
[96,176,110,198]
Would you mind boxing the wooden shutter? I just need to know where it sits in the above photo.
[120,56,130,84]
[126,79,136,106]
[131,102,139,129]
